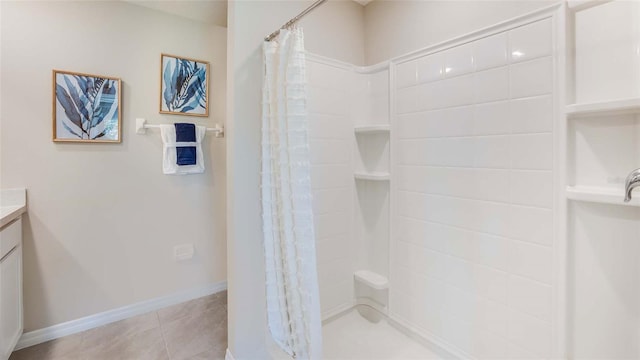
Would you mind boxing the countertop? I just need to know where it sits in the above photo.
[0,188,27,228]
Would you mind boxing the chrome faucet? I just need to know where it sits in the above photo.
[624,168,640,202]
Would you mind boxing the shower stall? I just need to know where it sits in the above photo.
[228,0,640,359]
[304,8,559,356]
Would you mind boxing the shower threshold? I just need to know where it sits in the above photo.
[322,305,443,359]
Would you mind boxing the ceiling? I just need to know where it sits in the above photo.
[124,0,372,28]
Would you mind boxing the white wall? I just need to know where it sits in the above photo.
[364,0,555,64]
[392,17,555,358]
[0,1,227,331]
[226,1,364,357]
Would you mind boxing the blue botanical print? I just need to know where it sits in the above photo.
[55,74,119,140]
[162,57,207,114]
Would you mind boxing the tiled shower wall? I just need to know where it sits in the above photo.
[393,18,555,358]
[307,60,355,317]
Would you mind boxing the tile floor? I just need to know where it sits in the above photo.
[322,309,441,359]
[10,291,227,360]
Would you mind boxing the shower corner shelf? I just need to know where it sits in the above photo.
[354,270,389,290]
[566,185,640,207]
[354,125,390,134]
[354,172,390,181]
[565,97,640,118]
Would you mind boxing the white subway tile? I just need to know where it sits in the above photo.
[474,232,509,271]
[508,205,553,246]
[443,285,476,320]
[417,52,444,84]
[508,241,552,284]
[424,138,475,167]
[416,247,449,280]
[473,168,510,203]
[510,95,553,134]
[474,101,510,136]
[474,67,509,103]
[397,113,426,139]
[481,299,509,337]
[509,170,553,208]
[397,139,427,165]
[396,86,418,114]
[315,211,349,240]
[509,18,552,63]
[474,201,511,237]
[507,309,551,357]
[444,225,476,260]
[473,32,509,71]
[415,82,438,111]
[396,60,418,88]
[309,139,349,165]
[510,57,553,99]
[424,194,476,229]
[508,275,552,321]
[446,256,476,293]
[312,188,350,216]
[474,135,511,169]
[443,42,475,77]
[509,133,553,170]
[399,166,473,198]
[442,106,475,137]
[398,190,427,220]
[397,216,448,253]
[475,264,508,303]
[434,74,475,109]
[310,164,351,189]
[315,236,348,264]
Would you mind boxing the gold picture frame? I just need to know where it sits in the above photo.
[159,53,210,117]
[52,69,122,143]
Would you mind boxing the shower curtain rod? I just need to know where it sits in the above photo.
[264,0,328,42]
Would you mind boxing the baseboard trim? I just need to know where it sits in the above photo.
[16,281,227,351]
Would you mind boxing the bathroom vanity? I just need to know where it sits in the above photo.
[0,188,25,360]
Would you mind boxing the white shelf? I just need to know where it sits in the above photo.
[566,185,640,207]
[354,172,390,181]
[354,270,389,290]
[354,125,390,134]
[565,98,640,118]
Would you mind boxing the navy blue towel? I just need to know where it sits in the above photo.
[175,123,197,166]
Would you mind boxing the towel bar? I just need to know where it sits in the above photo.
[135,118,224,138]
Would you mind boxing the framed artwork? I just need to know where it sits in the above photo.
[53,70,121,143]
[160,53,209,117]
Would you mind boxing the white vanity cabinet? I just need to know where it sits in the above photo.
[0,217,23,360]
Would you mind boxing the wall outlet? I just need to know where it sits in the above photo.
[174,244,194,261]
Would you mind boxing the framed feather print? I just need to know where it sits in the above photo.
[160,54,209,117]
[53,70,121,143]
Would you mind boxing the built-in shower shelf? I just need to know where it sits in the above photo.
[354,172,390,181]
[354,125,390,134]
[566,185,640,207]
[565,97,640,118]
[354,270,388,290]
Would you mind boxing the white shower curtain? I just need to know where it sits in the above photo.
[261,27,323,360]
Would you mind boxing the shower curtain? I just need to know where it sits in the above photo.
[261,27,323,360]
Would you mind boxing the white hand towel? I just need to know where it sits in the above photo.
[159,124,206,175]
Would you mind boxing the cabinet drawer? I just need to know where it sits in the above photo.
[0,217,21,260]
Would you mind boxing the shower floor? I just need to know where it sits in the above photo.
[322,309,441,359]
